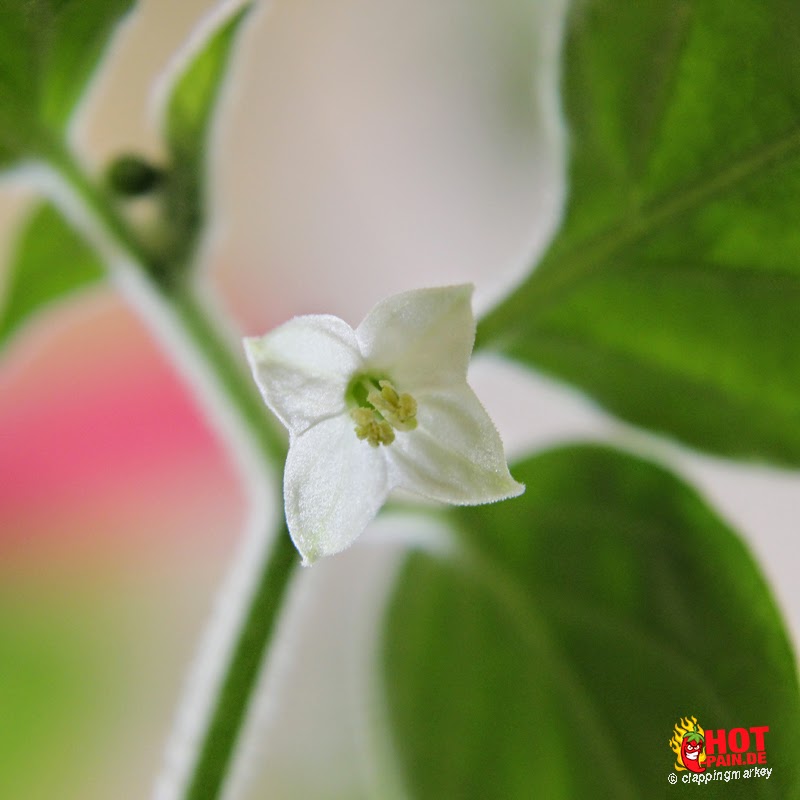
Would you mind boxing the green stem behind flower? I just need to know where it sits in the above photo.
[170,287,287,465]
[41,141,297,799]
[185,524,297,800]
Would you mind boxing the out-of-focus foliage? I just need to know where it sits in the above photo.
[161,4,252,268]
[0,0,130,347]
[0,4,251,345]
[478,0,800,465]
[0,203,102,346]
[0,580,127,800]
[0,0,133,165]
[164,4,250,168]
[383,446,800,799]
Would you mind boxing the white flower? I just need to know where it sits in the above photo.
[243,285,524,564]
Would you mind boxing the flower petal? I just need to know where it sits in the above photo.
[355,285,475,392]
[244,315,363,435]
[284,414,389,564]
[386,385,524,504]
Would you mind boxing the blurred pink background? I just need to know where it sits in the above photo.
[1,1,798,797]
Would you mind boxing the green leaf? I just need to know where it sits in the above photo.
[478,0,800,464]
[164,4,251,165]
[0,587,116,797]
[383,445,800,799]
[0,0,134,165]
[0,203,103,347]
[160,4,251,263]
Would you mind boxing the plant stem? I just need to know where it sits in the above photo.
[169,287,287,465]
[44,139,155,267]
[44,143,298,798]
[185,523,297,799]
[169,288,299,799]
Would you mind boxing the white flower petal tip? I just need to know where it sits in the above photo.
[243,285,521,563]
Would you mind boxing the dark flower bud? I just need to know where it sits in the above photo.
[106,154,164,197]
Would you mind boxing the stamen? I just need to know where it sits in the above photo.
[367,380,418,432]
[347,375,418,444]
[351,408,395,447]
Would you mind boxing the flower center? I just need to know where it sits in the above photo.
[346,375,418,447]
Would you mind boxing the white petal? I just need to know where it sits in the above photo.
[284,415,389,564]
[355,285,475,392]
[244,315,363,435]
[386,385,524,505]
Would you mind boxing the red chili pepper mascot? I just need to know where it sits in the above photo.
[680,724,706,773]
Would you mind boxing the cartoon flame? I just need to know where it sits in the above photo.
[669,716,706,771]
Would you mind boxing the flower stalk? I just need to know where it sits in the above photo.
[183,522,297,800]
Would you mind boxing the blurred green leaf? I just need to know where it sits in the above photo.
[478,0,800,464]
[0,577,134,799]
[161,4,251,264]
[0,0,133,165]
[383,445,800,798]
[0,203,103,347]
[0,603,107,798]
[164,4,250,164]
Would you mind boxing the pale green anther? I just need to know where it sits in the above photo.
[346,375,419,444]
[367,380,418,432]
[351,407,395,447]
